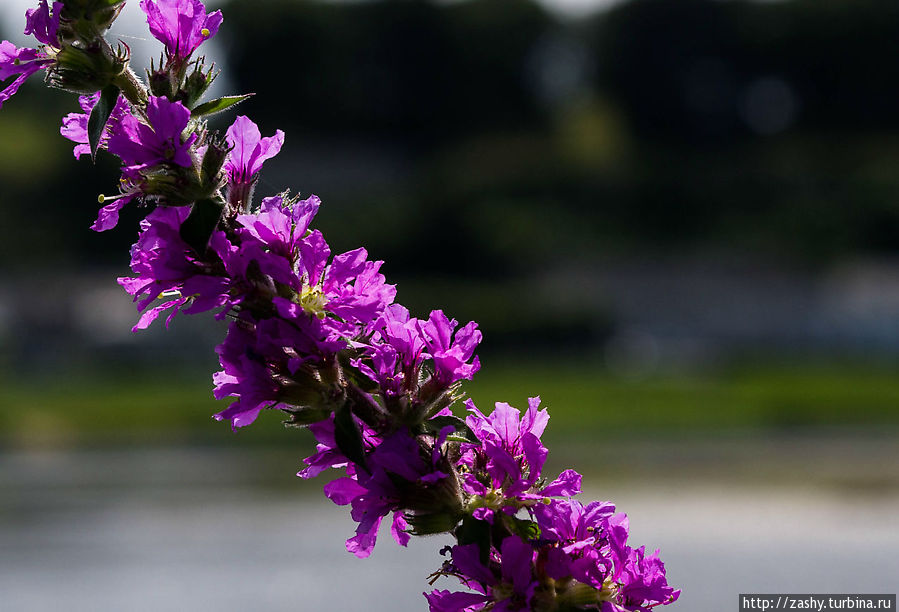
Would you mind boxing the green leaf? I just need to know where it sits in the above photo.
[87,84,119,162]
[190,94,253,118]
[179,198,223,253]
[334,403,367,471]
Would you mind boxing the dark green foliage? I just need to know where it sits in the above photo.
[87,84,119,161]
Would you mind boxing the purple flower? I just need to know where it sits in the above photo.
[211,319,288,429]
[24,0,62,48]
[235,194,318,272]
[211,316,332,429]
[267,241,396,349]
[611,547,681,611]
[225,115,284,205]
[60,92,131,160]
[352,304,426,398]
[533,498,618,589]
[426,538,539,612]
[460,398,581,522]
[140,0,223,60]
[418,310,482,387]
[108,95,197,173]
[324,429,451,558]
[0,1,62,109]
[118,206,232,329]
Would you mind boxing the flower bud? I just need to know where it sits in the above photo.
[199,132,229,193]
[181,58,217,108]
[50,41,126,94]
[58,0,126,44]
[147,59,176,100]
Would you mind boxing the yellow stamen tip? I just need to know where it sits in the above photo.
[201,28,210,38]
[98,194,106,204]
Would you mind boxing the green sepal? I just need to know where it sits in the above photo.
[334,402,368,471]
[405,511,462,536]
[282,406,333,428]
[426,415,478,444]
[503,515,541,541]
[178,197,223,253]
[191,94,253,118]
[87,84,120,162]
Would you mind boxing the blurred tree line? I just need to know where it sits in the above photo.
[218,0,899,274]
[3,0,899,347]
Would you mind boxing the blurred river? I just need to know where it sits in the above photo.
[1,447,897,611]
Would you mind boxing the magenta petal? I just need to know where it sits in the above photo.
[424,589,490,612]
[500,536,535,595]
[91,195,133,232]
[390,511,410,547]
[323,476,366,505]
[140,0,221,58]
[540,469,582,498]
[452,543,495,586]
[346,512,383,559]
[132,297,186,331]
[0,65,42,110]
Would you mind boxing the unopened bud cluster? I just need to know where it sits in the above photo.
[2,2,679,611]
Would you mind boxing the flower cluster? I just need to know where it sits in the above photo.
[424,400,679,612]
[3,1,680,611]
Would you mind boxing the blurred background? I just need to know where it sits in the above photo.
[1,0,898,610]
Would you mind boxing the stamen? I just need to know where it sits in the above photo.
[201,28,211,38]
[98,193,126,204]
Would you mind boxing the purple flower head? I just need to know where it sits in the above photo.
[225,115,284,188]
[533,499,618,589]
[24,0,62,47]
[418,310,482,387]
[322,248,397,330]
[353,304,427,398]
[211,314,337,429]
[236,194,318,263]
[223,194,394,349]
[140,0,222,60]
[211,319,287,429]
[426,538,538,612]
[270,246,395,352]
[118,206,232,329]
[460,398,581,522]
[107,95,197,173]
[0,2,62,109]
[612,547,681,611]
[324,429,452,559]
[60,92,131,161]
